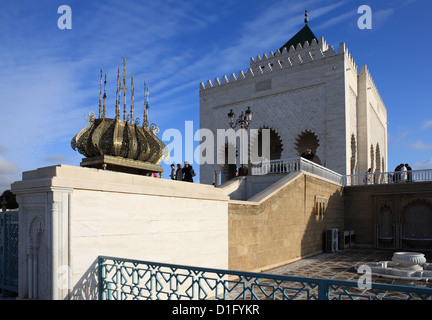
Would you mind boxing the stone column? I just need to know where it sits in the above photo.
[14,187,72,300]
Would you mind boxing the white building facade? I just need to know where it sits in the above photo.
[199,24,388,185]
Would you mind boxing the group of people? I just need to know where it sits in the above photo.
[169,161,195,182]
[365,163,413,184]
[393,163,412,183]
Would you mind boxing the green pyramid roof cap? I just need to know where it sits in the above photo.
[279,24,318,52]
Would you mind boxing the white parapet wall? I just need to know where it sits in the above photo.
[11,164,229,300]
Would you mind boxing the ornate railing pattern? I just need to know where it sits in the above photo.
[342,169,432,186]
[251,158,432,187]
[98,256,432,300]
[0,210,19,293]
[251,158,343,185]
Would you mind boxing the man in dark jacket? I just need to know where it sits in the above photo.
[301,149,314,161]
[182,161,195,182]
[176,163,183,180]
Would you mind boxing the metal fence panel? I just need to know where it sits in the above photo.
[0,211,19,293]
[98,256,432,301]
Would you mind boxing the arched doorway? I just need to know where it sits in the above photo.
[295,130,321,165]
[249,126,283,162]
[219,142,237,183]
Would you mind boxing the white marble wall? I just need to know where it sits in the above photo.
[11,165,229,299]
[199,38,388,184]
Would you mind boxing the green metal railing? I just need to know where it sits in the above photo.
[98,256,432,300]
[0,210,19,293]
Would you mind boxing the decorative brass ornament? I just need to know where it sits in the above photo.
[71,58,169,176]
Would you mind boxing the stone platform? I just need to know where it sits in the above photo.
[267,247,432,289]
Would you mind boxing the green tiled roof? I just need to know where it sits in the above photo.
[279,24,318,52]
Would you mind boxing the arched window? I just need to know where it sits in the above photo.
[249,126,283,162]
[295,130,321,165]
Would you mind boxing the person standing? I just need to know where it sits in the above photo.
[393,165,401,183]
[406,163,413,182]
[176,163,183,181]
[170,164,176,180]
[365,168,372,185]
[182,161,195,182]
[400,163,407,182]
[301,149,314,161]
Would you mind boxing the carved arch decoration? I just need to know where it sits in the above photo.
[249,126,283,163]
[294,129,321,165]
[400,199,432,239]
[218,141,237,182]
[378,204,393,237]
[350,134,357,174]
[375,143,381,173]
[27,214,45,299]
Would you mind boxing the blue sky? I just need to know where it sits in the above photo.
[0,0,431,192]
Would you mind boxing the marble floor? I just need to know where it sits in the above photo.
[267,247,432,289]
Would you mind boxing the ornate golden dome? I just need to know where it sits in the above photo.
[71,58,168,176]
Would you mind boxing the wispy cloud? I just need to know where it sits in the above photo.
[412,158,432,170]
[421,120,432,130]
[373,8,395,29]
[0,157,18,175]
[44,154,69,164]
[411,140,432,151]
[0,155,19,192]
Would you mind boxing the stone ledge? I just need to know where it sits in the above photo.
[12,164,229,202]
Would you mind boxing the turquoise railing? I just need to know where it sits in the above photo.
[0,210,19,293]
[98,256,432,300]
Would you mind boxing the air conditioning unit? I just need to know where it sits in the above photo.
[339,230,351,249]
[326,228,338,253]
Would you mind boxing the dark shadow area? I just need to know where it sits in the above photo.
[66,259,98,300]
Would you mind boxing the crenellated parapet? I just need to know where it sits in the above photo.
[200,36,350,91]
[337,42,359,75]
[360,64,385,115]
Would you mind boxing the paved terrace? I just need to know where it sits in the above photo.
[267,247,432,289]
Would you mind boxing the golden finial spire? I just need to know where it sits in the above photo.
[99,66,103,118]
[103,73,107,119]
[122,57,128,121]
[304,9,309,24]
[116,68,120,120]
[130,73,134,123]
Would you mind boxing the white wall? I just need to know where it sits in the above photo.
[199,38,388,182]
[11,164,229,300]
[199,38,348,183]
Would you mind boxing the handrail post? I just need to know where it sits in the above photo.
[98,256,104,300]
[318,280,329,300]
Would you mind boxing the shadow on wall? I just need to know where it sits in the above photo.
[227,173,345,272]
[66,259,98,300]
[299,176,344,258]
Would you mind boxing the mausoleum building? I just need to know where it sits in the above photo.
[199,20,388,185]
